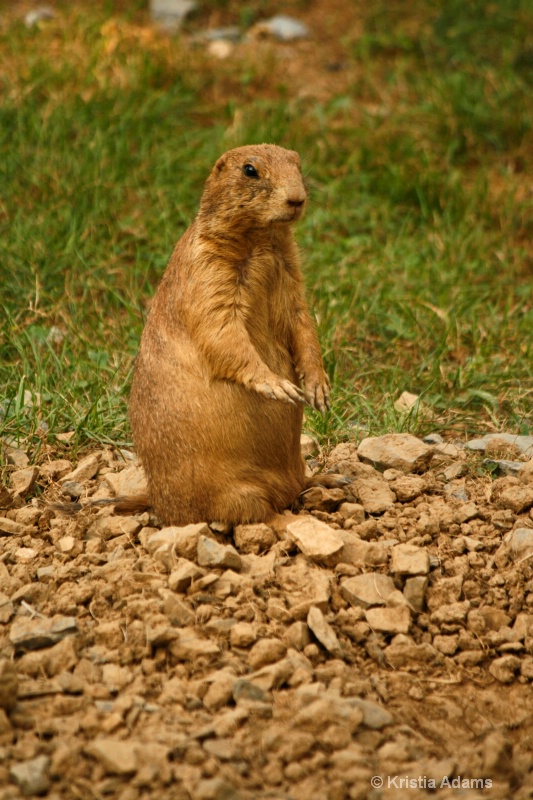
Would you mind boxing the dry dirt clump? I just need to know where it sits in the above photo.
[1,433,533,799]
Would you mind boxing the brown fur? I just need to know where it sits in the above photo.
[128,144,331,526]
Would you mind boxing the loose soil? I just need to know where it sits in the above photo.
[1,434,533,800]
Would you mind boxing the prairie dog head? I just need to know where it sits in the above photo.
[199,144,308,228]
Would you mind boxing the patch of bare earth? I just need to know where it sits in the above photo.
[1,432,533,799]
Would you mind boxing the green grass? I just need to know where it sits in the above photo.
[1,0,532,461]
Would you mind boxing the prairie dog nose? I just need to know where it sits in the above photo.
[287,196,306,208]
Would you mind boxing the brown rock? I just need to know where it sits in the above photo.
[59,453,100,484]
[351,477,395,514]
[365,606,411,635]
[85,739,138,775]
[104,463,147,497]
[488,655,521,684]
[307,606,343,657]
[10,467,39,496]
[301,486,345,512]
[197,535,242,570]
[276,556,331,620]
[389,475,425,502]
[390,543,430,576]
[0,659,18,711]
[233,523,277,554]
[248,638,287,669]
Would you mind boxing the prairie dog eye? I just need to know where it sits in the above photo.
[243,163,259,178]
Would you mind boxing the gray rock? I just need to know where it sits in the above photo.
[9,615,78,652]
[254,14,310,41]
[197,535,242,571]
[467,433,533,456]
[307,606,343,657]
[340,573,396,609]
[150,0,196,31]
[9,755,51,796]
[483,459,527,477]
[60,480,85,499]
[232,679,268,705]
[357,433,433,473]
[24,7,55,28]
[347,698,393,730]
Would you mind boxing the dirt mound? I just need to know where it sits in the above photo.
[1,433,533,799]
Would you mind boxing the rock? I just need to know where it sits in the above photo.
[492,480,533,513]
[0,517,33,536]
[507,528,533,559]
[351,477,395,514]
[59,453,100,484]
[301,486,345,512]
[9,755,51,796]
[9,615,78,652]
[233,523,276,554]
[340,573,396,609]
[276,556,331,620]
[60,480,85,499]
[357,434,433,473]
[93,519,138,552]
[232,679,268,705]
[85,739,138,775]
[337,532,390,566]
[286,516,344,565]
[301,434,319,457]
[348,698,393,730]
[384,640,442,668]
[10,467,39,496]
[247,638,286,669]
[0,659,18,711]
[307,606,343,657]
[483,459,527,477]
[390,543,430,575]
[389,475,425,502]
[39,458,72,480]
[197,535,242,571]
[230,622,257,648]
[104,464,148,497]
[161,592,195,626]
[145,522,208,559]
[203,672,235,711]
[168,559,205,592]
[0,593,14,624]
[365,606,411,634]
[403,576,428,612]
[150,0,197,31]
[253,14,310,41]
[426,575,463,610]
[338,502,365,523]
[467,433,533,456]
[284,621,311,651]
[482,731,513,777]
[194,777,242,800]
[433,634,458,655]
[430,601,470,626]
[488,655,521,684]
[169,628,219,661]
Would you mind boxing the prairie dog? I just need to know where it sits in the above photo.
[129,144,331,525]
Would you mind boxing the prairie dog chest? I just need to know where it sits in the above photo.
[242,248,295,342]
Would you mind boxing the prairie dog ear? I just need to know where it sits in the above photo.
[214,155,227,173]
